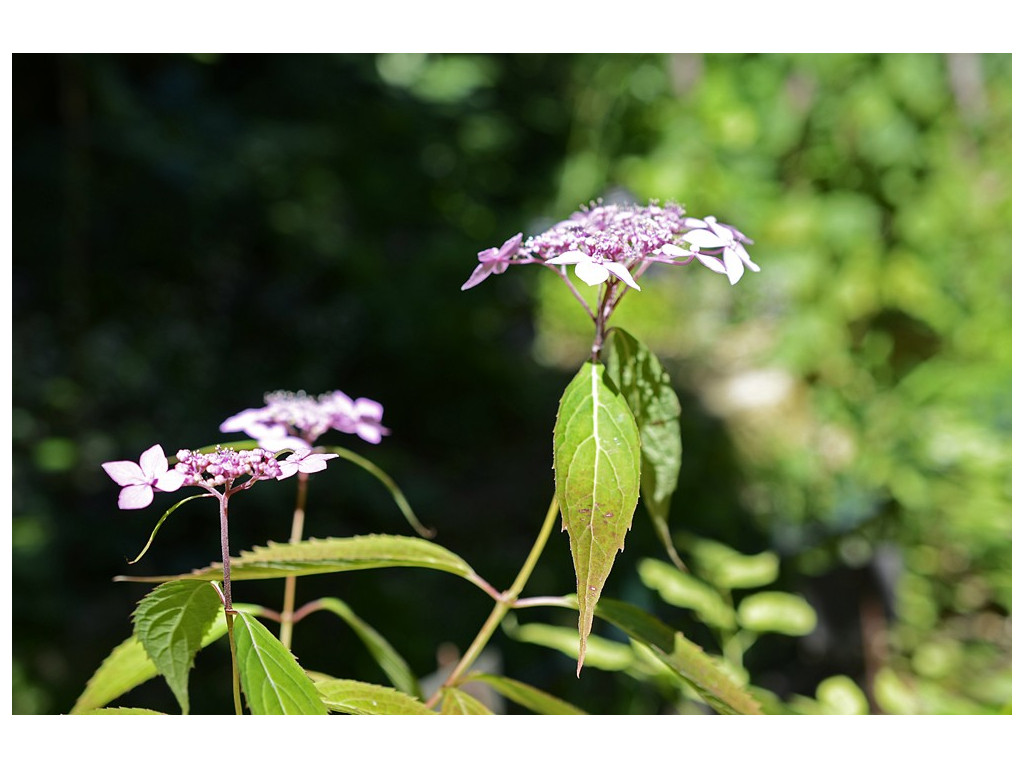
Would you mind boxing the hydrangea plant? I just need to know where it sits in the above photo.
[74,200,775,716]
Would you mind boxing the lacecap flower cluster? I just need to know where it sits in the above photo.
[462,201,757,292]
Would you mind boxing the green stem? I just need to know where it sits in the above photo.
[279,472,309,650]
[423,493,561,709]
[226,610,243,715]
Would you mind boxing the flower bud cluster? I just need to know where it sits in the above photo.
[524,201,689,265]
[174,446,282,488]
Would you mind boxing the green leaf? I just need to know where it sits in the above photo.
[69,603,259,714]
[604,327,686,570]
[553,361,642,675]
[131,580,223,714]
[536,595,761,714]
[594,599,761,714]
[232,611,327,715]
[504,619,636,671]
[466,673,588,715]
[315,679,438,715]
[688,537,780,590]
[78,707,168,715]
[321,445,434,538]
[317,597,421,698]
[638,558,736,629]
[440,687,494,714]
[115,534,478,585]
[816,675,869,715]
[736,591,818,636]
[126,494,209,566]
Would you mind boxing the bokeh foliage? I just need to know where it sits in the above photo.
[13,53,1010,714]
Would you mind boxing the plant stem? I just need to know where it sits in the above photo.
[218,491,243,715]
[226,611,243,715]
[219,492,233,611]
[279,472,309,650]
[423,493,561,709]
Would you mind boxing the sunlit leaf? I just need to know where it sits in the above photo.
[504,619,635,671]
[816,675,869,715]
[78,707,168,715]
[736,592,817,636]
[69,603,259,714]
[687,537,780,590]
[538,595,761,714]
[131,580,223,715]
[315,679,438,715]
[233,611,327,715]
[553,361,641,675]
[440,687,494,714]
[115,535,478,585]
[604,327,686,570]
[638,558,736,629]
[317,597,421,698]
[466,673,588,715]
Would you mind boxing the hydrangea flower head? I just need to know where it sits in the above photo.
[462,200,757,293]
[220,389,389,450]
[102,444,185,510]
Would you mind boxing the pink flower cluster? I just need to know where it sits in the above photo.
[220,389,389,451]
[462,201,758,292]
[102,443,339,510]
[172,446,284,487]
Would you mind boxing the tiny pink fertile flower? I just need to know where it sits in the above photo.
[102,444,185,510]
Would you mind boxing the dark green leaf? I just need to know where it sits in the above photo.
[604,327,686,570]
[553,361,642,674]
[466,673,588,715]
[233,611,327,715]
[315,679,438,715]
[317,597,421,698]
[440,687,494,714]
[131,580,223,714]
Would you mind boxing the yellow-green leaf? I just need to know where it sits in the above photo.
[315,679,438,715]
[115,535,478,585]
[638,558,736,629]
[317,597,420,698]
[466,673,588,715]
[553,361,641,675]
[233,611,327,715]
[736,591,817,636]
[441,687,494,714]
[69,604,256,714]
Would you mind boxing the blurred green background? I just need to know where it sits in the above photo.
[12,53,1010,715]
